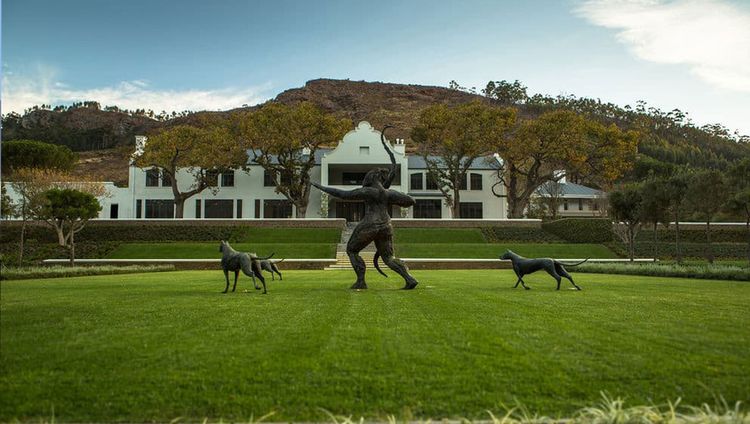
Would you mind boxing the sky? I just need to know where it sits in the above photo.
[1,0,749,135]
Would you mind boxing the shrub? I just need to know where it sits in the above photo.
[1,139,78,171]
[542,218,613,243]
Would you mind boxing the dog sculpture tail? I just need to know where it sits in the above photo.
[558,258,589,267]
[274,258,285,264]
[373,252,388,277]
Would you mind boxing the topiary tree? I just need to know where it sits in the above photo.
[38,188,102,264]
[687,169,728,264]
[640,176,671,261]
[666,170,691,264]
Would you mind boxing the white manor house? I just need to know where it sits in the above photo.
[4,121,604,221]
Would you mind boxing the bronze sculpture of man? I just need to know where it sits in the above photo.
[312,126,419,290]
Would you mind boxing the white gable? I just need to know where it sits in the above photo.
[323,121,405,165]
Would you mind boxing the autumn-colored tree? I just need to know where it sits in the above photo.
[412,101,516,218]
[134,123,245,218]
[9,168,108,264]
[38,188,102,264]
[492,110,638,218]
[236,102,351,218]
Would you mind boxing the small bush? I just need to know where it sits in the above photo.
[1,264,175,280]
[576,262,750,281]
[542,218,613,243]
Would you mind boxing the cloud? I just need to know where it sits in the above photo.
[1,68,271,114]
[575,0,750,92]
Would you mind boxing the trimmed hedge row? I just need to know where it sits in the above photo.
[542,218,614,243]
[0,242,122,267]
[481,226,562,243]
[608,241,748,259]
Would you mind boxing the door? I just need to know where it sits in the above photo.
[336,201,365,222]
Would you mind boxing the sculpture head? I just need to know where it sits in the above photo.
[219,240,229,253]
[362,167,390,188]
[500,250,514,260]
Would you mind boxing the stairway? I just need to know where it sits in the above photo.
[325,222,376,270]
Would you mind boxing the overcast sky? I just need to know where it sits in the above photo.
[2,0,749,134]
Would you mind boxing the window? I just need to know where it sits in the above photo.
[410,173,423,190]
[236,199,243,218]
[145,200,174,218]
[254,199,261,218]
[221,170,235,187]
[161,171,172,187]
[145,169,160,187]
[414,199,442,218]
[263,200,293,218]
[578,199,583,211]
[204,199,233,218]
[206,170,219,187]
[470,173,482,190]
[359,146,370,155]
[136,199,142,219]
[459,174,468,190]
[426,174,439,190]
[342,172,366,185]
[264,170,276,187]
[593,201,599,211]
[195,199,202,218]
[564,200,569,211]
[109,204,118,219]
[459,202,483,219]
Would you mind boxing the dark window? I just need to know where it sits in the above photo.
[221,171,235,187]
[195,199,202,218]
[414,199,442,218]
[206,170,219,187]
[564,200,569,211]
[342,172,367,185]
[145,169,160,187]
[145,199,174,218]
[254,199,261,218]
[426,174,439,190]
[109,204,119,219]
[264,199,293,218]
[459,174,468,190]
[204,199,234,218]
[236,199,243,218]
[579,199,583,211]
[136,199,142,218]
[470,173,482,190]
[161,171,172,187]
[264,170,276,187]
[410,173,423,190]
[593,201,599,211]
[459,202,483,219]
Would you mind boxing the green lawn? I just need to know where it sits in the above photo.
[398,243,617,258]
[106,242,336,259]
[1,270,748,422]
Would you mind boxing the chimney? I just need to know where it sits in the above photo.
[393,138,406,155]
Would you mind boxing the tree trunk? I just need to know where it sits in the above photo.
[653,222,658,262]
[69,229,76,265]
[675,212,682,264]
[706,219,714,264]
[174,198,184,218]
[452,187,461,219]
[506,164,522,218]
[19,217,27,265]
[628,226,635,262]
[295,203,307,218]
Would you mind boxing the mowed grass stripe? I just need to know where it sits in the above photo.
[1,271,748,422]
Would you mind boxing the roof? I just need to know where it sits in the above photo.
[408,154,502,171]
[246,148,332,166]
[536,181,604,198]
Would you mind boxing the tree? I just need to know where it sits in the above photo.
[8,168,108,264]
[639,176,671,261]
[482,80,528,105]
[724,158,750,265]
[38,188,101,264]
[609,184,643,261]
[686,169,728,264]
[1,185,17,219]
[412,101,516,218]
[666,171,691,264]
[536,180,565,220]
[1,139,78,173]
[492,110,638,218]
[236,102,351,218]
[134,123,245,218]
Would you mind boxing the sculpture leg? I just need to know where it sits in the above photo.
[222,269,230,293]
[347,225,375,290]
[374,235,418,290]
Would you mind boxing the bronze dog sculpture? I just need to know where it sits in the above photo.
[501,250,586,291]
[219,240,273,294]
[312,126,418,290]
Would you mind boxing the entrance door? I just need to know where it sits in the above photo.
[336,201,365,222]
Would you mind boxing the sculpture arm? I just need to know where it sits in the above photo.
[387,190,416,207]
[311,181,366,200]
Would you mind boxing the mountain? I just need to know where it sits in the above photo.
[3,78,749,184]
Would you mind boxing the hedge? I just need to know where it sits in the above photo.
[481,226,561,243]
[542,218,613,243]
[608,241,748,259]
[0,241,122,267]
